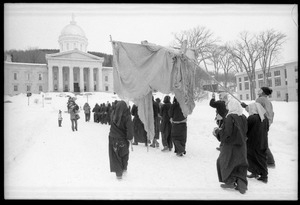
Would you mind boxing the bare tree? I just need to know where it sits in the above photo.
[218,45,235,89]
[207,44,223,80]
[229,31,262,100]
[172,26,218,98]
[257,29,286,85]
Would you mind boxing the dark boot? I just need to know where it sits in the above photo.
[257,176,268,183]
[220,182,237,189]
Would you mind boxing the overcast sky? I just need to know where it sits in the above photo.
[4,3,298,63]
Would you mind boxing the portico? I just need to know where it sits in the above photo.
[46,49,104,92]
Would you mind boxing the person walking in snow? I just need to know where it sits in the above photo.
[160,95,173,151]
[169,97,187,156]
[69,98,79,132]
[209,92,228,151]
[214,98,248,194]
[241,86,275,168]
[83,102,91,122]
[58,110,63,127]
[108,100,134,180]
[92,103,100,123]
[245,102,269,183]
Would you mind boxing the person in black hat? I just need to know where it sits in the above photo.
[241,87,275,168]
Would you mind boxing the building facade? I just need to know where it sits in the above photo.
[4,15,113,95]
[235,61,298,101]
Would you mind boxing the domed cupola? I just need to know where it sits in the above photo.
[58,14,88,52]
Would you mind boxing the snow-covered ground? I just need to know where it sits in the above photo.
[4,92,298,200]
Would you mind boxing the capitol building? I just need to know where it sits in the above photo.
[4,15,113,95]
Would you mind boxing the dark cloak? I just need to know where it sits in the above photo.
[216,113,248,186]
[108,101,134,174]
[247,114,269,177]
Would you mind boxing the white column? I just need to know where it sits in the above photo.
[69,67,74,92]
[58,66,63,92]
[98,66,103,91]
[80,67,84,92]
[89,67,94,92]
[48,65,53,92]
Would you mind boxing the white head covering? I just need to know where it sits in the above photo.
[226,99,244,116]
[246,102,266,122]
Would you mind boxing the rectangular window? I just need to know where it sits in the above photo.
[258,74,263,79]
[245,82,249,90]
[246,94,249,100]
[296,78,298,83]
[39,86,43,91]
[266,72,271,77]
[14,85,18,91]
[239,83,242,91]
[274,70,280,76]
[239,95,243,100]
[39,73,43,81]
[27,85,31,91]
[275,77,281,86]
[267,79,272,87]
[295,66,298,72]
[277,91,281,98]
[14,73,17,80]
[239,77,241,82]
[258,79,263,88]
[105,76,108,82]
[244,76,248,81]
[105,86,109,91]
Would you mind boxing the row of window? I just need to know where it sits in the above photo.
[14,85,43,92]
[61,42,84,51]
[239,76,298,91]
[14,72,110,82]
[53,73,109,82]
[240,90,284,100]
[239,65,298,83]
[14,72,44,81]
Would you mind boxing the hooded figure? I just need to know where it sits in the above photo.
[83,102,91,122]
[108,100,134,180]
[215,98,248,194]
[246,102,269,183]
[168,97,187,156]
[131,104,148,145]
[160,95,173,151]
[241,86,275,167]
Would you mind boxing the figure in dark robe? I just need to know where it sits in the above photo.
[241,86,275,168]
[168,97,187,156]
[131,104,148,146]
[245,102,269,183]
[214,99,248,194]
[92,103,100,123]
[160,95,173,151]
[108,100,133,180]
